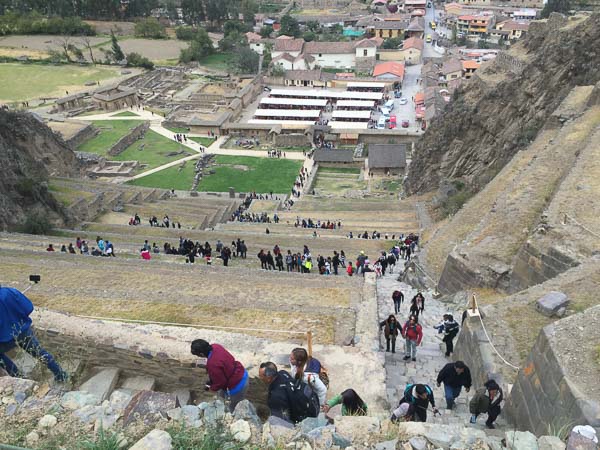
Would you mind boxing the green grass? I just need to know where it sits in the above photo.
[127,162,197,190]
[319,166,361,174]
[0,63,120,102]
[111,111,139,117]
[129,155,302,193]
[164,125,191,133]
[114,129,192,171]
[77,120,144,155]
[190,136,215,147]
[198,53,234,71]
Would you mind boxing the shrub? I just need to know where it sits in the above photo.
[126,52,154,70]
[23,211,52,235]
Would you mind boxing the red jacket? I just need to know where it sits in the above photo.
[402,321,423,345]
[206,344,245,392]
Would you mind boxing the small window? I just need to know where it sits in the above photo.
[319,53,322,57]
[363,49,368,56]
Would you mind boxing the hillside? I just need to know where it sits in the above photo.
[406,13,600,195]
[0,110,79,231]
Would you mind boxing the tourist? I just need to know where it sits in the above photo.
[60,244,67,252]
[437,361,472,410]
[266,250,275,270]
[275,252,284,271]
[469,379,503,429]
[46,244,55,252]
[0,286,68,382]
[141,248,151,260]
[221,246,231,266]
[402,315,423,362]
[289,348,327,406]
[397,383,438,422]
[409,292,425,318]
[322,389,367,416]
[356,251,367,274]
[259,361,296,423]
[434,314,460,357]
[190,339,248,413]
[380,314,400,353]
[346,261,354,276]
[286,250,294,272]
[392,290,404,314]
[81,241,89,255]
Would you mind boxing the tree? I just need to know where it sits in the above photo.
[280,14,300,37]
[56,36,74,62]
[181,0,206,24]
[134,17,167,39]
[302,31,317,42]
[229,45,259,74]
[260,25,273,38]
[241,0,258,24]
[176,26,197,40]
[541,0,571,17]
[306,20,320,33]
[383,37,402,49]
[166,0,179,21]
[110,30,125,62]
[80,36,96,65]
[179,28,214,63]
[127,52,155,69]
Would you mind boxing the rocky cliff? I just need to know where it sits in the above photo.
[406,13,600,195]
[0,110,79,231]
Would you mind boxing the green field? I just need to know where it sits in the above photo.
[127,162,197,191]
[190,136,215,147]
[0,63,120,102]
[113,129,191,171]
[164,125,190,133]
[77,120,144,155]
[111,111,139,117]
[129,155,301,193]
[198,53,234,71]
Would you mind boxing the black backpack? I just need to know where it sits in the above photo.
[284,376,320,423]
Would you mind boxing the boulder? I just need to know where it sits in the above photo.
[332,432,352,449]
[536,291,569,317]
[425,427,459,449]
[506,431,539,450]
[233,399,261,428]
[375,439,398,450]
[398,421,427,437]
[300,414,329,434]
[38,414,58,429]
[123,391,177,426]
[335,416,380,442]
[181,405,202,427]
[538,436,566,450]
[566,429,598,450]
[265,416,295,440]
[230,419,252,442]
[129,429,172,450]
[61,391,101,410]
[201,400,226,426]
[409,436,428,450]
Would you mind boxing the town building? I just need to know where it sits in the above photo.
[367,144,407,176]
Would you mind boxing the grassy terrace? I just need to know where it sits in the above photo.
[0,63,120,102]
[77,120,143,155]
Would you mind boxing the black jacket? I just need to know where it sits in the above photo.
[437,363,472,389]
[268,370,294,423]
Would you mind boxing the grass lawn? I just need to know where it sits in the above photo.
[115,129,192,171]
[164,125,191,133]
[190,136,215,147]
[129,155,302,193]
[198,53,234,71]
[0,63,120,103]
[77,120,144,155]
[111,111,139,117]
[319,166,361,174]
[127,162,197,191]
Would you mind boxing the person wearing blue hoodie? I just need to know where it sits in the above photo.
[0,286,68,382]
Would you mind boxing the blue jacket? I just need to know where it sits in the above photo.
[0,287,34,343]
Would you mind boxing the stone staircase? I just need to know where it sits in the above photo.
[376,271,509,433]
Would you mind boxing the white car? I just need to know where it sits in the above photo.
[399,98,408,105]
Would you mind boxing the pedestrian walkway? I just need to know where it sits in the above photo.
[377,268,506,430]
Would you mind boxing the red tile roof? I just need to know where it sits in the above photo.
[403,37,424,51]
[373,61,405,78]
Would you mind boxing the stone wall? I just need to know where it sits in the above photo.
[107,122,150,157]
[509,242,580,293]
[505,306,600,435]
[437,253,486,295]
[65,123,98,149]
[274,133,310,147]
[494,52,526,76]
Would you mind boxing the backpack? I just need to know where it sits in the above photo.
[404,384,432,404]
[307,357,330,388]
[284,377,320,423]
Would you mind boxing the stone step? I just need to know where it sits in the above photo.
[79,367,120,402]
[120,375,156,392]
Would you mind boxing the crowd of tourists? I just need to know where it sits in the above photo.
[46,236,115,257]
[294,218,342,229]
[291,167,310,199]
[256,245,348,274]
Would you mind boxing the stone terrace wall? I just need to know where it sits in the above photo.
[31,307,388,413]
[509,242,580,293]
[505,305,600,436]
[107,122,150,157]
[65,123,98,149]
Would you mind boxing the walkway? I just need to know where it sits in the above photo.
[376,267,506,430]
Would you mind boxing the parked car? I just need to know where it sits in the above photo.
[426,35,432,43]
[390,115,397,129]
[399,97,408,105]
[394,90,402,98]
[401,120,409,128]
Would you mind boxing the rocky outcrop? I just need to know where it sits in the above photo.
[406,13,600,195]
[0,110,79,231]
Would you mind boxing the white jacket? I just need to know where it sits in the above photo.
[290,365,328,405]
